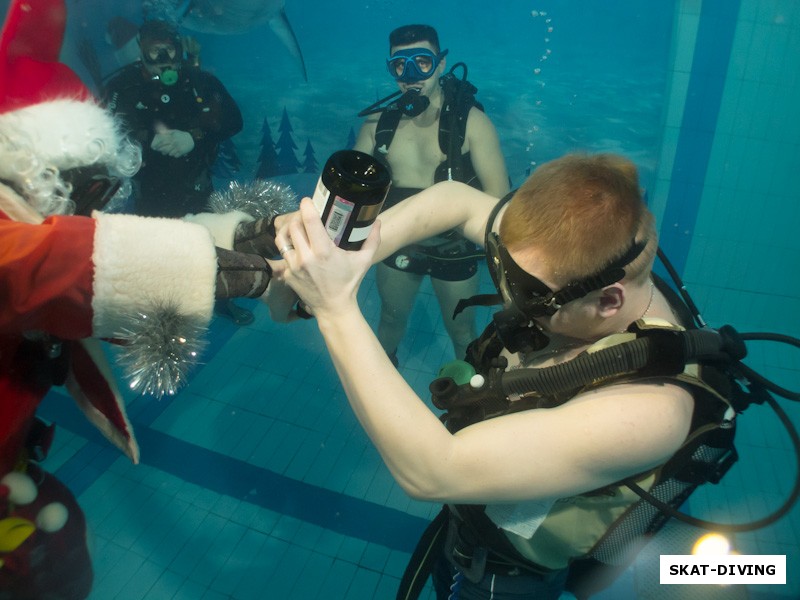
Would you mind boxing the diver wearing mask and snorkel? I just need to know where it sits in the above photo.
[354,25,510,366]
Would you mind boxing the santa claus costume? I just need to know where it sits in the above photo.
[0,1,289,596]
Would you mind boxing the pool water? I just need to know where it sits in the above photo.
[20,0,800,597]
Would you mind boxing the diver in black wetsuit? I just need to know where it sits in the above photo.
[103,20,252,325]
[102,19,242,219]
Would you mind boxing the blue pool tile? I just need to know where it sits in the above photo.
[170,575,206,600]
[270,513,304,542]
[384,482,413,514]
[209,528,270,595]
[129,497,191,561]
[247,419,295,466]
[188,520,247,587]
[192,487,223,511]
[345,566,381,599]
[324,436,370,493]
[97,544,145,597]
[154,503,212,566]
[269,427,309,474]
[231,536,288,599]
[359,541,390,572]
[88,541,128,595]
[319,559,359,599]
[174,479,205,505]
[343,448,383,499]
[265,543,312,598]
[111,487,164,550]
[365,465,396,506]
[169,512,228,577]
[302,432,348,486]
[292,520,326,550]
[228,413,274,462]
[290,551,335,598]
[315,526,346,558]
[210,494,242,520]
[337,536,368,564]
[113,559,163,600]
[245,504,280,534]
[374,573,404,600]
[385,548,413,578]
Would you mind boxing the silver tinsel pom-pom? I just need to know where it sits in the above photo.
[115,302,208,398]
[207,180,299,220]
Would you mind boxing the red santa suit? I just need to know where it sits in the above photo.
[0,1,260,596]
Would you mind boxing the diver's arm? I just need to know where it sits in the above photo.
[372,181,498,262]
[466,107,510,198]
[277,201,695,503]
[353,119,378,154]
[271,182,498,265]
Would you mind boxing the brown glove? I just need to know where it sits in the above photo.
[215,248,272,298]
[232,217,280,258]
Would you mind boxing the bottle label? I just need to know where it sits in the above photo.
[312,176,357,246]
[326,195,355,246]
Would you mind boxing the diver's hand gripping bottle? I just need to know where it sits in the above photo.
[312,150,391,250]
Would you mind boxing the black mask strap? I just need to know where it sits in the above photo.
[552,238,648,307]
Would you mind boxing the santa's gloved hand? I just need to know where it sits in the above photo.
[215,248,272,298]
[151,128,195,157]
[233,217,280,258]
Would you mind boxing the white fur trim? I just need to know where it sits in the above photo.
[183,210,254,250]
[91,213,217,337]
[0,98,121,170]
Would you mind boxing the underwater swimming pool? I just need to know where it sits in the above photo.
[8,0,800,598]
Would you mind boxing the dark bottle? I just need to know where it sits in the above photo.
[312,150,391,250]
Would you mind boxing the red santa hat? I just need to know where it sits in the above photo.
[0,0,126,178]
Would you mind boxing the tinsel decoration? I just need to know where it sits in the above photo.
[114,300,208,398]
[207,180,299,220]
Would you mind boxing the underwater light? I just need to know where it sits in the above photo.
[692,532,731,555]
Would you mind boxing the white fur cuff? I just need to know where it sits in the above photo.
[91,213,218,337]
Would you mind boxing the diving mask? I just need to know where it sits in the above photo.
[387,48,448,83]
[486,232,647,319]
[143,43,178,66]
